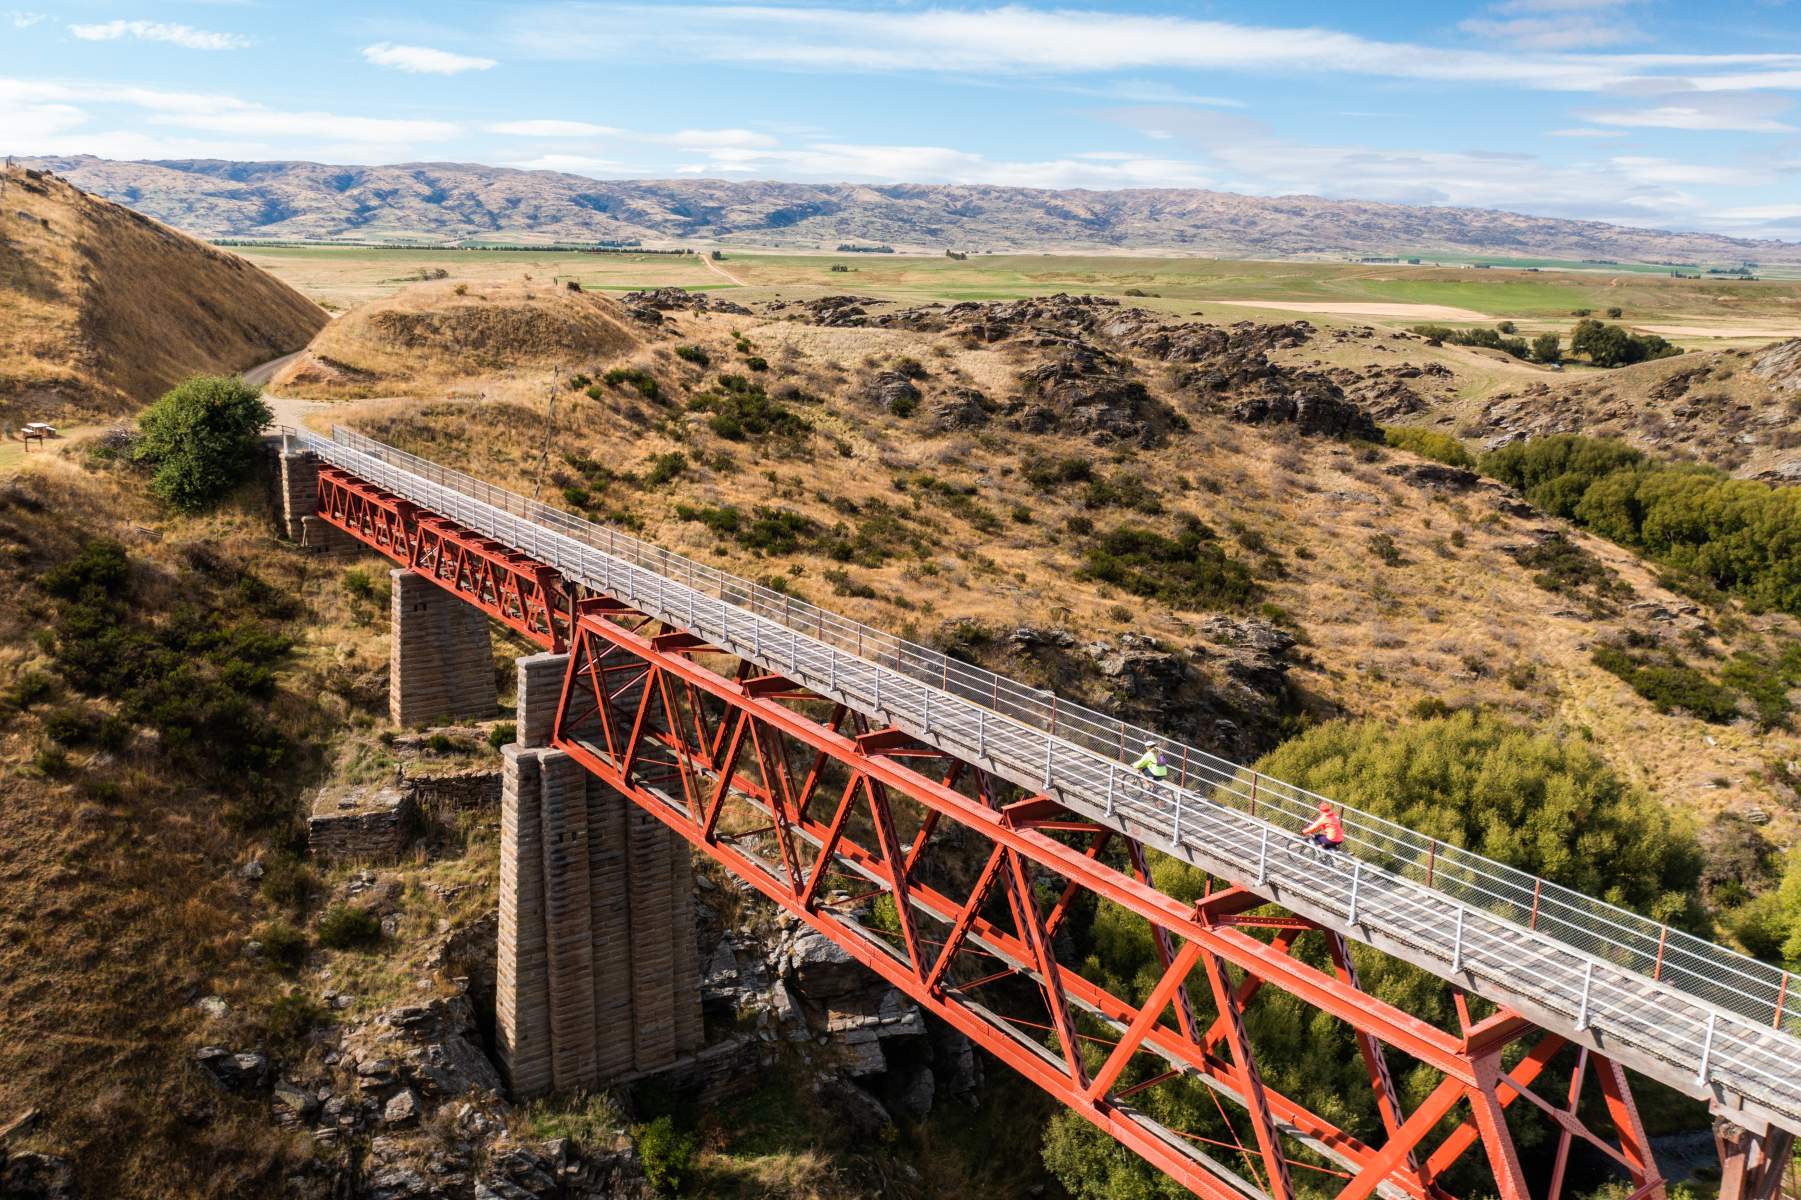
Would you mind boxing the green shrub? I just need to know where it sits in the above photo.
[3,669,55,710]
[487,722,518,750]
[687,376,810,441]
[316,904,382,950]
[260,855,317,910]
[1081,472,1163,514]
[133,376,272,512]
[603,367,661,401]
[675,503,814,554]
[1022,455,1092,489]
[1481,434,1801,616]
[888,390,918,418]
[1078,517,1254,611]
[1408,324,1530,360]
[258,920,308,972]
[1532,332,1562,364]
[1383,426,1474,468]
[1367,532,1403,565]
[1593,643,1741,722]
[742,355,768,372]
[635,1115,696,1196]
[642,452,687,487]
[673,344,709,367]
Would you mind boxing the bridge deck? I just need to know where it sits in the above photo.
[292,426,1801,1137]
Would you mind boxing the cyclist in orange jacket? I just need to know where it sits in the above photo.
[1301,801,1344,851]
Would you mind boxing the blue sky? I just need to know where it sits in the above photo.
[5,1,1801,238]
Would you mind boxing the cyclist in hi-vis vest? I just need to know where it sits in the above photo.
[1132,740,1170,784]
[1301,801,1344,851]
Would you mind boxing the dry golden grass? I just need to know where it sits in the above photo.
[271,279,645,403]
[0,166,324,427]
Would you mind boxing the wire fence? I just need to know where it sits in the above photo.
[288,426,1801,1130]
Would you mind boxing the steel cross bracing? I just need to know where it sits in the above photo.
[291,427,1801,1140]
[546,595,1673,1200]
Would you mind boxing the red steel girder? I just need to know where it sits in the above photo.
[312,461,1679,1200]
[314,466,568,650]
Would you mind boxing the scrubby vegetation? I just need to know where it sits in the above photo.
[688,374,811,441]
[1383,426,1474,468]
[1077,517,1255,611]
[132,375,273,512]
[1569,319,1682,368]
[1411,323,1533,360]
[1482,435,1801,616]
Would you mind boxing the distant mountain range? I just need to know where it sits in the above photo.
[20,154,1801,264]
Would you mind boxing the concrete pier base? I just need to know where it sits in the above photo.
[496,656,704,1100]
[390,569,497,728]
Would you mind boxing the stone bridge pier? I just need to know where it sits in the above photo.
[496,653,704,1099]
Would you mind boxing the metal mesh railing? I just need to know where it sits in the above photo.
[289,426,1801,1131]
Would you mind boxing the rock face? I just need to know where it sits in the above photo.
[340,994,503,1102]
[867,370,921,414]
[194,1046,269,1093]
[1012,345,1174,447]
[1751,339,1801,393]
[698,912,980,1125]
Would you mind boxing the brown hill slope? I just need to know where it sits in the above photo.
[0,164,325,425]
[271,279,642,401]
[26,154,1801,264]
[1385,339,1801,482]
[301,291,1801,840]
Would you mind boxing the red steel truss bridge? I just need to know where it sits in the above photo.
[298,426,1801,1200]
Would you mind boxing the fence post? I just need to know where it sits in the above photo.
[1576,960,1594,1031]
[1105,766,1115,817]
[1171,787,1183,846]
[1043,739,1053,790]
[1452,907,1466,973]
[829,649,837,695]
[923,687,931,732]
[1348,860,1363,926]
[978,710,986,759]
[1256,828,1269,886]
[874,669,882,713]
[1695,1013,1717,1087]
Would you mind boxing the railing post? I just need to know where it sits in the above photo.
[1104,765,1115,817]
[829,649,837,694]
[1452,906,1466,973]
[1654,926,1668,982]
[1576,960,1594,1031]
[874,668,882,713]
[1043,738,1054,789]
[1695,1013,1717,1087]
[922,686,931,732]
[1348,860,1363,926]
[1775,973,1790,1032]
[1171,787,1183,846]
[1256,827,1269,886]
[1426,842,1437,888]
[977,709,986,759]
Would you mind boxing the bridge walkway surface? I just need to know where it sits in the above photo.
[286,427,1801,1178]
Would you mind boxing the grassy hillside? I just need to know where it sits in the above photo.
[297,293,1801,845]
[0,166,325,427]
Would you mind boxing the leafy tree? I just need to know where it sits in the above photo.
[1256,711,1704,916]
[133,375,273,512]
[1042,713,1706,1199]
[1569,319,1680,368]
[1384,426,1474,468]
[1532,332,1562,364]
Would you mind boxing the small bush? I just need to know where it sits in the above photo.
[1367,533,1403,566]
[317,904,382,951]
[568,373,592,390]
[636,1115,696,1196]
[259,920,308,972]
[1079,517,1254,611]
[888,391,918,418]
[3,669,55,710]
[1605,306,1623,319]
[674,344,709,366]
[488,722,517,750]
[1593,643,1741,722]
[260,855,316,910]
[603,368,661,402]
[742,355,768,372]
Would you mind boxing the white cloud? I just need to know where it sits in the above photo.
[651,128,777,149]
[1459,0,1645,50]
[1608,155,1774,185]
[1584,102,1795,132]
[508,154,634,173]
[8,11,45,29]
[487,119,619,137]
[503,4,1801,95]
[361,43,497,75]
[0,77,462,152]
[68,19,249,50]
[1548,127,1629,137]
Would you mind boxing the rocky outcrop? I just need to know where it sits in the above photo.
[1012,343,1174,447]
[930,387,994,432]
[194,1046,269,1093]
[1223,373,1381,440]
[867,370,921,414]
[1751,339,1801,393]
